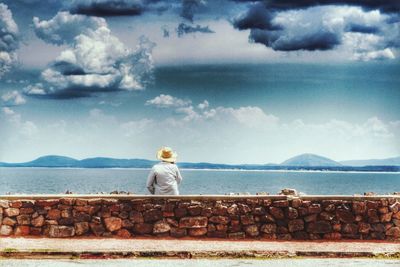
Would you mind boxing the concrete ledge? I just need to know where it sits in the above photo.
[0,238,399,259]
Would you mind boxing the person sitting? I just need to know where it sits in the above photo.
[146,147,183,195]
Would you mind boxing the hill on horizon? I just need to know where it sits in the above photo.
[340,156,400,167]
[0,154,399,171]
[281,153,342,167]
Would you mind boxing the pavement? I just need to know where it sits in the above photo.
[0,238,399,259]
[1,259,400,267]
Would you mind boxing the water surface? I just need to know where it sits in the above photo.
[0,168,399,195]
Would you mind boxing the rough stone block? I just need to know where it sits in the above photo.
[260,223,277,234]
[73,212,91,222]
[228,232,246,239]
[14,225,30,236]
[16,214,31,225]
[30,227,42,236]
[31,215,45,227]
[20,208,34,214]
[60,198,75,206]
[323,232,342,240]
[2,217,16,226]
[358,222,371,234]
[209,216,230,225]
[47,209,61,220]
[380,212,393,223]
[188,227,207,236]
[36,199,59,207]
[342,223,358,235]
[4,208,19,217]
[371,223,385,232]
[116,229,131,238]
[48,225,75,238]
[244,224,259,237]
[291,231,307,240]
[253,206,266,215]
[287,207,298,219]
[187,205,202,216]
[288,219,304,232]
[133,223,153,234]
[104,217,122,232]
[170,227,187,238]
[389,202,400,213]
[240,214,255,225]
[352,202,367,214]
[0,200,9,208]
[153,220,171,234]
[74,222,89,236]
[385,227,400,238]
[75,199,88,206]
[213,205,228,215]
[269,207,284,220]
[306,221,332,233]
[291,199,302,208]
[207,230,227,238]
[273,200,289,208]
[336,209,355,223]
[89,223,105,236]
[10,200,22,208]
[308,204,322,214]
[0,225,13,236]
[179,216,208,228]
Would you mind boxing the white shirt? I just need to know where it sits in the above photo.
[146,161,183,195]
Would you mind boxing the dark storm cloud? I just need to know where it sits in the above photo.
[233,1,400,54]
[180,0,204,22]
[176,23,214,37]
[68,0,171,17]
[234,0,400,13]
[345,24,380,34]
[0,3,19,77]
[233,2,279,31]
[69,0,144,16]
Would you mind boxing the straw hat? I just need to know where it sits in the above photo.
[157,147,177,163]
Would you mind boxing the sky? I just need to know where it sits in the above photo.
[0,0,399,164]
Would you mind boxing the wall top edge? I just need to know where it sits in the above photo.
[0,194,399,200]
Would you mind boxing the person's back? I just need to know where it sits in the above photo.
[146,147,183,195]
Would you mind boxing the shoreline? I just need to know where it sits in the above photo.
[1,166,399,174]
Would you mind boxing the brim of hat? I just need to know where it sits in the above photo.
[157,150,177,163]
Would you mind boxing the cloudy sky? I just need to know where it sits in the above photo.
[0,0,399,164]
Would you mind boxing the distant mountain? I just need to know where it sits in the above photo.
[0,155,79,167]
[0,155,155,168]
[1,154,399,172]
[340,156,400,167]
[281,153,342,167]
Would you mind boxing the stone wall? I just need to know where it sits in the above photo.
[0,195,399,240]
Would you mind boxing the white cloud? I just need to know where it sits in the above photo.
[146,94,191,108]
[33,11,107,45]
[2,107,38,137]
[23,83,47,95]
[2,106,15,115]
[1,90,26,106]
[235,5,399,61]
[197,100,209,110]
[0,3,19,77]
[120,119,154,137]
[27,12,155,98]
[353,48,395,61]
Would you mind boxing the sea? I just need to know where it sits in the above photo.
[0,168,399,195]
